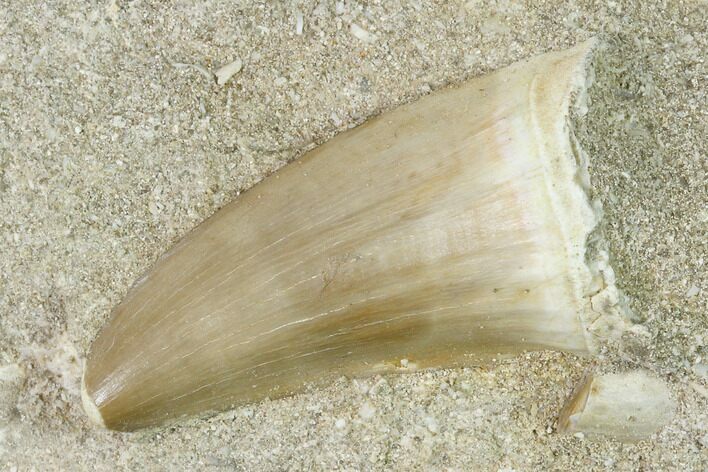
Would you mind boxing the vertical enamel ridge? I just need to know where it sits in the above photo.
[83,40,622,431]
[81,371,105,428]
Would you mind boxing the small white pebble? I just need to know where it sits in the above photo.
[400,435,413,449]
[574,432,585,440]
[0,364,23,382]
[358,402,375,420]
[215,58,243,86]
[685,284,699,298]
[274,76,288,87]
[353,379,369,394]
[110,115,126,128]
[423,416,439,434]
[295,10,304,35]
[350,23,375,43]
[400,358,409,367]
[693,363,708,380]
[335,418,346,429]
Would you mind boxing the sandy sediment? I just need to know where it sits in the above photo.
[0,1,705,470]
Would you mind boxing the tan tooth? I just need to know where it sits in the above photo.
[557,370,675,441]
[83,39,625,431]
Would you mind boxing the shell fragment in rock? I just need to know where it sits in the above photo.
[82,39,626,431]
[558,370,676,441]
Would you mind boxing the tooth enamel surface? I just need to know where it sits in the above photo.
[83,40,626,431]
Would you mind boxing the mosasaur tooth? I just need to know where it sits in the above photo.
[83,39,626,431]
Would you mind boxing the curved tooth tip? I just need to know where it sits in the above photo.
[81,370,105,429]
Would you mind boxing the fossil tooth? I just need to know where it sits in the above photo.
[557,370,675,441]
[83,39,625,431]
